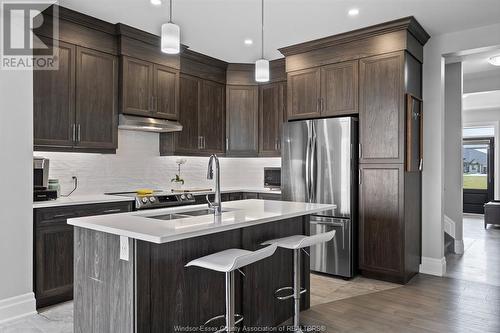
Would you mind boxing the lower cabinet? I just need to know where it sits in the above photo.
[34,201,133,308]
[358,164,421,283]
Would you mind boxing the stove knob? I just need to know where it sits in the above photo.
[141,197,149,204]
[149,197,156,203]
[187,194,193,199]
[180,194,186,200]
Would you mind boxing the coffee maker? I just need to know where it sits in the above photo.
[33,157,57,201]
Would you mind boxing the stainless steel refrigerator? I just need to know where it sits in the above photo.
[282,117,358,278]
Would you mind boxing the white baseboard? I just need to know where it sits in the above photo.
[454,239,464,254]
[443,215,455,238]
[0,292,37,324]
[419,256,446,276]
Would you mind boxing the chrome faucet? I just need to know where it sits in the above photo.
[206,154,222,215]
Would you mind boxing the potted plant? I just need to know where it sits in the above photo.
[171,158,187,191]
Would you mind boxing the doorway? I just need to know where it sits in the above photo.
[463,137,495,213]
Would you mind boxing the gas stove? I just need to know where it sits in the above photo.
[106,190,196,210]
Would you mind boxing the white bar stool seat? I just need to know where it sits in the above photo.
[186,244,278,332]
[262,230,336,332]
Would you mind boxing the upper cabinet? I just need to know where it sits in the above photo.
[120,56,179,120]
[321,60,358,117]
[226,85,259,156]
[259,82,286,157]
[33,37,118,152]
[287,60,358,120]
[287,68,321,120]
[359,52,404,164]
[160,50,227,156]
[33,39,75,149]
[76,47,118,150]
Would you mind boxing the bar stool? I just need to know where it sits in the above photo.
[262,230,336,332]
[185,244,278,333]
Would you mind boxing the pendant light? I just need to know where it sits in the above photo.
[161,0,180,54]
[255,0,269,82]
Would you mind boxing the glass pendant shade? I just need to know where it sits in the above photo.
[255,58,269,82]
[161,22,180,54]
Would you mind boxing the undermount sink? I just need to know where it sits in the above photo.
[149,213,191,221]
[181,208,229,216]
[148,208,231,221]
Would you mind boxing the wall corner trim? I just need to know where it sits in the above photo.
[419,256,446,276]
[0,292,37,324]
[454,239,465,255]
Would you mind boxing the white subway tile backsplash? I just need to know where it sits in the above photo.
[36,130,281,195]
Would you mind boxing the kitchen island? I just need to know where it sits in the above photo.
[68,199,334,333]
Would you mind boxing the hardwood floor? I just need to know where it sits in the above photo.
[446,214,500,286]
[302,274,500,332]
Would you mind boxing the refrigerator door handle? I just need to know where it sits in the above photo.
[310,121,318,202]
[305,122,312,202]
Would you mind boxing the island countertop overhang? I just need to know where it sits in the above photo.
[67,199,335,244]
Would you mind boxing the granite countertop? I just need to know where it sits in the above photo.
[33,194,135,209]
[67,199,334,244]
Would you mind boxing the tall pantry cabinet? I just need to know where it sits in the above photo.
[280,17,429,283]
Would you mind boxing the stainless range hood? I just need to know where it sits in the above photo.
[118,114,183,133]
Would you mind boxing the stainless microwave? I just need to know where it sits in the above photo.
[264,167,281,190]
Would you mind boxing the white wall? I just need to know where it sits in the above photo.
[422,22,500,276]
[464,70,500,93]
[463,107,500,200]
[37,130,281,195]
[443,63,463,251]
[0,34,37,325]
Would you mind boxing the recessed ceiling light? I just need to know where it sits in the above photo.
[348,8,359,16]
[488,55,500,66]
[244,39,253,45]
[150,0,162,6]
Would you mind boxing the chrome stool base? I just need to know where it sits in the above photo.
[204,314,243,333]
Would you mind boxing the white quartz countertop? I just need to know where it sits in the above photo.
[33,194,135,209]
[33,188,280,209]
[67,199,334,244]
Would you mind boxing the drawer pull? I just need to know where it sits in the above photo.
[53,214,69,219]
[102,209,122,214]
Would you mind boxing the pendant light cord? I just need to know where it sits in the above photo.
[169,0,173,22]
[261,0,264,59]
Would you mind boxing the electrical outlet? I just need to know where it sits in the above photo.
[120,236,129,261]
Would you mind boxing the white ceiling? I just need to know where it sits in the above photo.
[59,0,500,63]
[462,48,500,75]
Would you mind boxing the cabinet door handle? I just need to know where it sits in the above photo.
[77,124,81,142]
[358,169,362,185]
[202,136,205,149]
[102,208,122,214]
[358,143,362,159]
[226,138,229,151]
[198,136,201,149]
[72,124,76,142]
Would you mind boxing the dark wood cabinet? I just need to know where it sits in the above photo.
[175,75,200,153]
[154,64,179,119]
[199,79,225,153]
[34,40,118,152]
[287,60,358,120]
[121,56,179,120]
[359,165,403,275]
[321,60,358,117]
[167,74,225,155]
[34,201,133,308]
[359,52,405,164]
[121,57,154,116]
[226,85,259,156]
[287,68,321,120]
[33,39,75,148]
[76,47,118,149]
[259,82,285,157]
